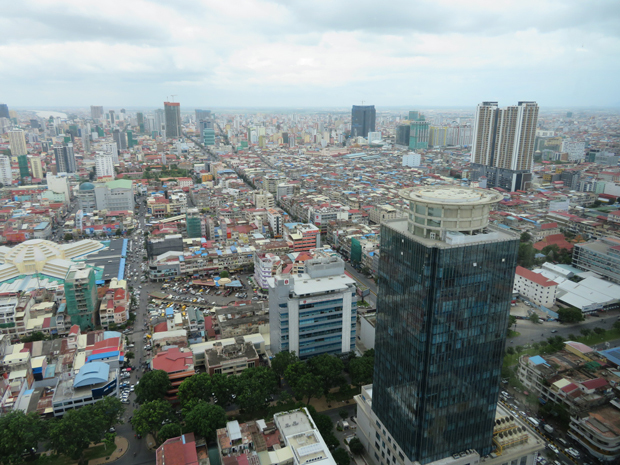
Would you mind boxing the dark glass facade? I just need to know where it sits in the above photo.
[351,105,376,138]
[373,221,518,464]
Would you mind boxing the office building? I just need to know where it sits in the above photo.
[573,237,620,284]
[31,156,43,179]
[470,101,539,191]
[203,128,215,146]
[561,140,585,161]
[101,142,119,163]
[368,131,382,144]
[65,265,98,331]
[9,129,27,156]
[0,104,9,119]
[186,209,204,238]
[46,173,71,204]
[95,155,115,179]
[351,105,376,138]
[109,110,115,125]
[113,129,127,151]
[82,125,91,153]
[368,186,519,464]
[17,155,29,178]
[396,124,410,146]
[268,251,356,359]
[0,156,12,186]
[408,111,429,150]
[164,101,181,139]
[77,180,134,213]
[90,105,104,120]
[195,109,211,124]
[136,112,144,133]
[54,144,76,173]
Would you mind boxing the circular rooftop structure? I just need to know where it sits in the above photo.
[79,182,95,191]
[399,186,503,240]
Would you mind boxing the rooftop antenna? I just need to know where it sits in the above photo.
[170,95,177,103]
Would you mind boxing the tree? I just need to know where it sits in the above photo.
[158,423,183,443]
[308,354,344,396]
[507,315,517,331]
[520,232,532,242]
[580,328,592,337]
[529,313,540,324]
[115,228,123,236]
[515,345,524,354]
[47,405,104,461]
[211,372,236,407]
[332,448,351,465]
[125,351,134,362]
[0,411,46,464]
[349,355,374,388]
[220,271,230,278]
[178,373,213,408]
[135,370,171,404]
[64,233,73,241]
[557,307,584,323]
[184,401,227,441]
[92,396,124,432]
[293,372,324,405]
[505,347,515,355]
[271,351,299,386]
[518,243,535,268]
[593,327,606,335]
[613,321,620,331]
[348,437,364,455]
[236,367,278,415]
[132,400,175,446]
[339,410,349,421]
[20,331,49,343]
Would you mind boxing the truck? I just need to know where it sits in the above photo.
[543,424,554,434]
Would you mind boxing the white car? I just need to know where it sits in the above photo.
[546,444,559,454]
[565,448,579,458]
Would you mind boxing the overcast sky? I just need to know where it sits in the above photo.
[1,0,619,109]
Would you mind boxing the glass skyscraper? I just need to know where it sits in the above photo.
[372,187,519,465]
[351,105,376,138]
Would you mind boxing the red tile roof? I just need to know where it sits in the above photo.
[515,266,558,287]
[151,347,193,374]
[581,378,608,390]
[533,234,574,252]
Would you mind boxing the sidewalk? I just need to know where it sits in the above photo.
[89,436,129,465]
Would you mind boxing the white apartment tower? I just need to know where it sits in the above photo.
[95,155,115,179]
[471,101,538,171]
[30,156,44,179]
[9,129,27,156]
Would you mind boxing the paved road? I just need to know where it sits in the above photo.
[508,311,620,347]
[344,263,377,308]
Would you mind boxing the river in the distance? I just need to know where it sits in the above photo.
[35,110,68,119]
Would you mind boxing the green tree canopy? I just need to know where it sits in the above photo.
[235,367,278,416]
[211,372,237,407]
[332,448,351,465]
[349,354,374,388]
[271,351,299,384]
[158,423,183,443]
[183,401,227,441]
[132,400,176,446]
[308,354,344,395]
[518,242,536,268]
[557,307,584,323]
[520,232,532,242]
[47,405,105,460]
[92,396,124,432]
[0,411,46,465]
[135,369,171,404]
[529,313,540,324]
[219,271,230,278]
[349,437,364,455]
[178,373,212,408]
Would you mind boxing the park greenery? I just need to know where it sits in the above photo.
[0,396,124,465]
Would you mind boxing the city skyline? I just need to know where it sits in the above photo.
[1,0,619,108]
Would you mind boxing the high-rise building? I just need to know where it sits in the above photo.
[268,251,356,359]
[109,110,115,125]
[470,101,539,191]
[203,128,215,146]
[395,124,410,146]
[65,265,98,331]
[164,102,181,139]
[81,124,91,153]
[30,156,43,179]
[408,111,429,150]
[95,155,115,179]
[0,104,9,119]
[154,109,165,136]
[0,156,12,186]
[351,105,376,138]
[195,109,211,124]
[17,155,29,178]
[9,129,27,156]
[90,105,104,120]
[186,209,205,238]
[368,186,519,465]
[101,142,119,164]
[54,144,76,173]
[136,112,144,133]
[113,129,127,151]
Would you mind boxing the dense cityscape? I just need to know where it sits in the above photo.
[0,1,619,464]
[0,100,619,465]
